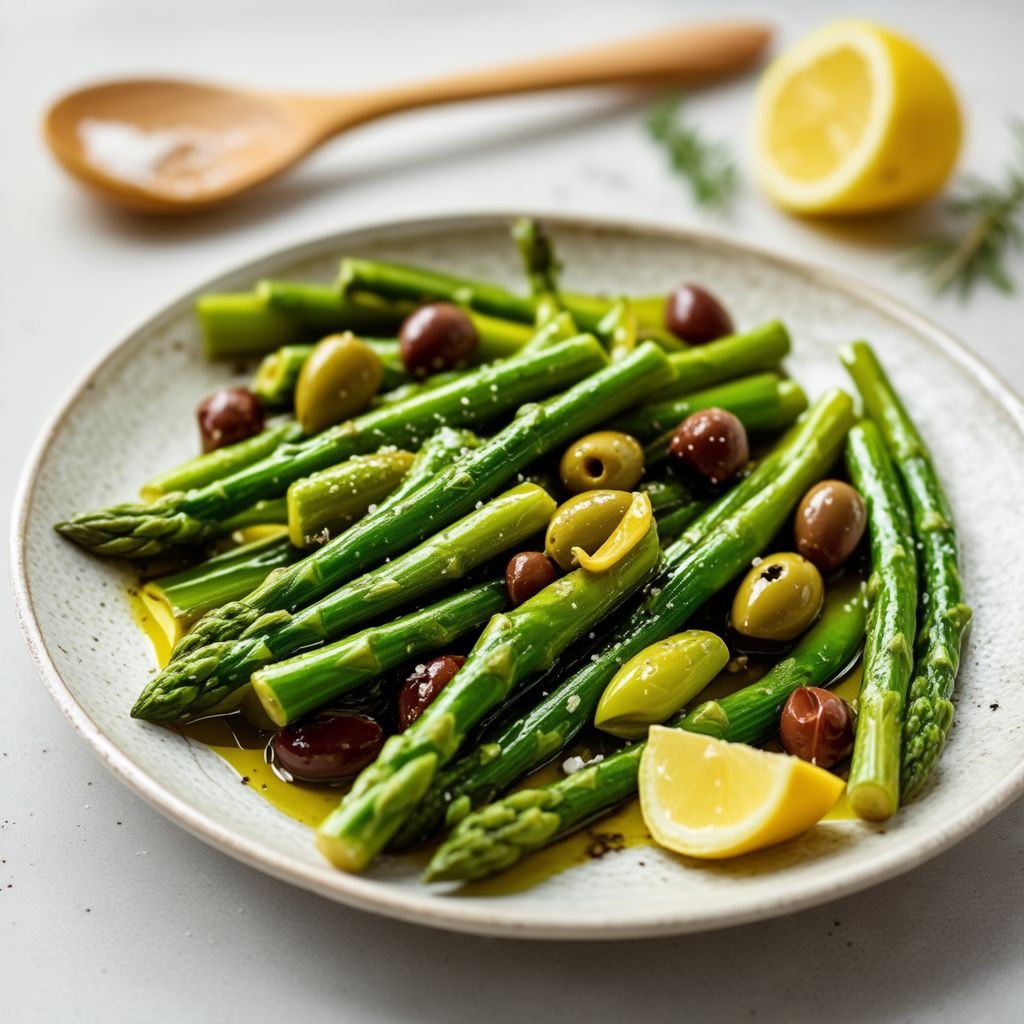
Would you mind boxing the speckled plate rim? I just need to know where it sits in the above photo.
[11,210,1024,940]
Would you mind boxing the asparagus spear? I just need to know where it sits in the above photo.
[196,283,408,360]
[615,373,806,442]
[131,483,557,721]
[144,534,297,624]
[167,430,478,625]
[844,420,918,820]
[251,580,508,727]
[286,449,414,548]
[166,342,674,662]
[656,321,791,399]
[339,256,670,335]
[55,334,606,558]
[141,421,304,501]
[425,577,866,882]
[841,342,971,801]
[391,390,854,848]
[217,497,288,533]
[316,505,663,872]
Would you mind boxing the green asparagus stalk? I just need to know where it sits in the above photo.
[616,373,806,441]
[141,421,305,501]
[512,217,561,306]
[55,334,606,558]
[841,342,971,801]
[425,577,866,882]
[218,497,288,533]
[251,580,508,727]
[844,420,918,820]
[286,449,414,548]
[131,483,556,721]
[162,342,674,665]
[654,500,711,543]
[656,321,791,399]
[144,534,298,624]
[316,516,663,872]
[390,389,854,848]
[197,283,409,360]
[373,426,480,513]
[339,256,670,335]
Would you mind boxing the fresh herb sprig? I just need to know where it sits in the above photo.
[907,120,1024,297]
[647,96,739,211]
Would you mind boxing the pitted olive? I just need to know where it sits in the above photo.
[559,430,644,494]
[731,552,824,641]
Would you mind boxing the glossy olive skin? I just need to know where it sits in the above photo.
[559,430,644,494]
[505,551,557,606]
[399,303,479,377]
[664,283,734,344]
[668,407,749,485]
[544,489,633,571]
[731,552,825,641]
[398,655,466,731]
[595,630,730,739]
[795,480,867,571]
[271,712,384,782]
[780,686,854,767]
[295,334,383,435]
[197,388,264,452]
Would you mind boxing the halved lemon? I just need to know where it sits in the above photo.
[752,20,961,214]
[639,727,845,859]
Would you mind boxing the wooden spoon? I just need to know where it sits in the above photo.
[44,21,770,214]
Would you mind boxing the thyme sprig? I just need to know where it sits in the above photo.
[906,120,1024,297]
[647,96,739,211]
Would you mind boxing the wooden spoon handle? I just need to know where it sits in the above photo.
[302,21,771,135]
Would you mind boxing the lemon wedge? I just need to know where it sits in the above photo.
[638,727,845,859]
[752,20,961,214]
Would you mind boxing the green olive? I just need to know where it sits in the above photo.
[295,333,383,435]
[595,631,729,739]
[559,430,644,494]
[731,552,824,642]
[544,489,632,571]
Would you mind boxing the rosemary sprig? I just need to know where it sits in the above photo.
[906,120,1024,297]
[647,96,739,210]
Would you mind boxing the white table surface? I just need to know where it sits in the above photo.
[3,1,1023,1020]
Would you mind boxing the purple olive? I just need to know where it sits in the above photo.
[271,712,384,782]
[665,284,734,344]
[197,388,264,452]
[398,655,465,731]
[399,303,478,377]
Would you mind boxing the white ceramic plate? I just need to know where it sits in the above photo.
[12,214,1024,939]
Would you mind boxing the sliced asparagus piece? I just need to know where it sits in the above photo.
[426,577,866,882]
[197,283,408,360]
[391,390,854,848]
[165,342,674,662]
[218,497,288,533]
[56,334,606,558]
[252,580,508,727]
[316,507,663,873]
[841,341,971,801]
[286,449,414,548]
[844,419,918,821]
[131,483,557,721]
